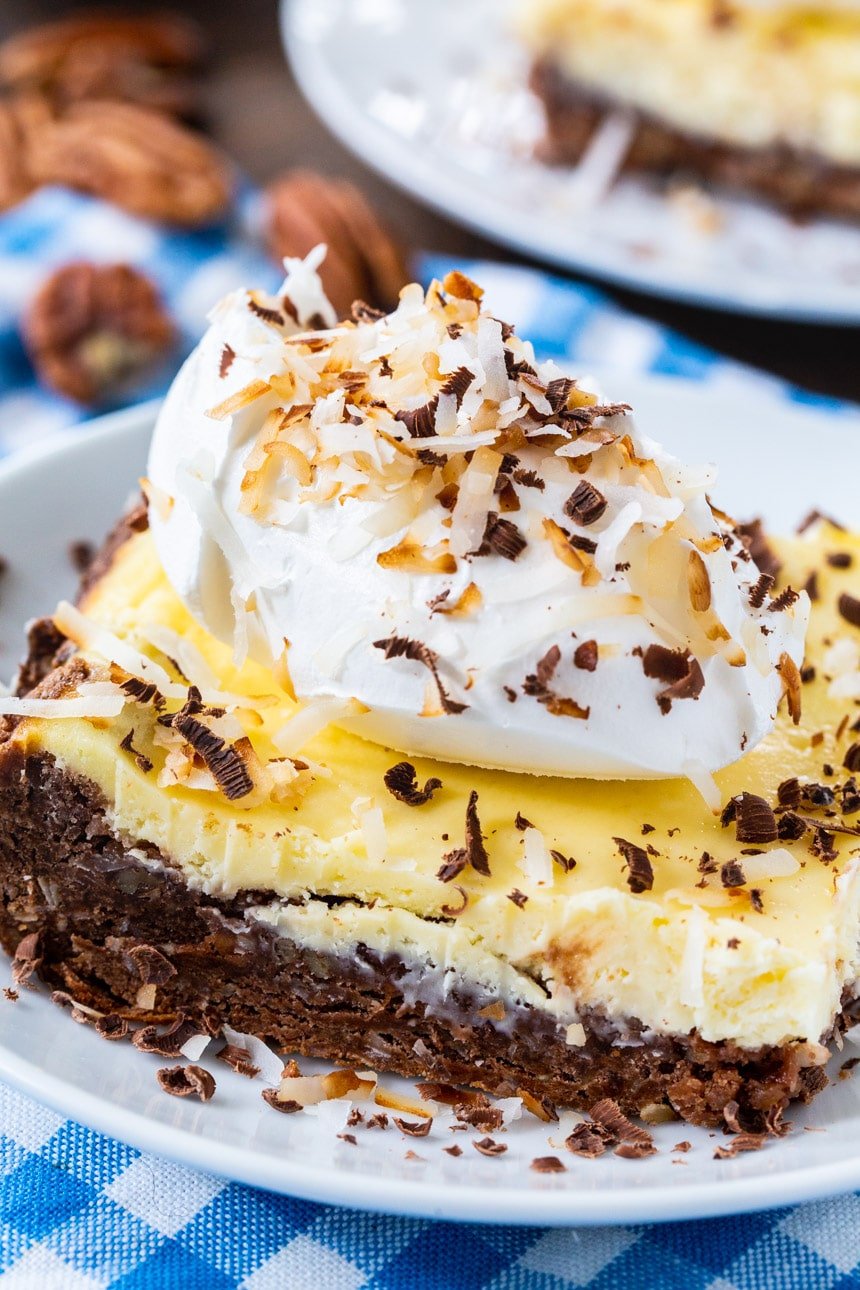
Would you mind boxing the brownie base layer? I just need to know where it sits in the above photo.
[531,59,860,221]
[0,742,836,1131]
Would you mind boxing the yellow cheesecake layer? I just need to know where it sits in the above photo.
[519,0,860,168]
[8,523,860,1048]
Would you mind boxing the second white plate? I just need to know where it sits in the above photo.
[283,0,860,323]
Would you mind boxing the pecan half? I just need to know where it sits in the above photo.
[264,169,408,317]
[27,100,231,226]
[0,14,205,119]
[0,90,52,211]
[24,261,175,404]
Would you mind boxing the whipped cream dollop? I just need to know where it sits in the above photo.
[147,249,808,778]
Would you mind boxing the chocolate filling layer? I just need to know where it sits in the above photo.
[531,59,860,221]
[0,741,836,1131]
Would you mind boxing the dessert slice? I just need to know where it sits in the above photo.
[519,0,860,220]
[1,258,856,1133]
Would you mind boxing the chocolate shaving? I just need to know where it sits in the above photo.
[550,849,576,873]
[119,728,153,774]
[437,849,467,883]
[615,1140,657,1159]
[247,298,284,327]
[827,552,853,569]
[564,480,607,526]
[714,1133,766,1159]
[545,377,574,412]
[573,639,598,672]
[439,366,474,406]
[523,644,590,720]
[394,1116,432,1137]
[748,572,775,609]
[261,1088,301,1114]
[219,343,236,378]
[531,1156,566,1173]
[373,635,468,716]
[803,571,820,601]
[352,300,386,323]
[512,468,545,491]
[565,1123,609,1158]
[749,888,765,912]
[395,398,438,439]
[126,944,175,985]
[456,1097,503,1132]
[472,1136,507,1157]
[119,674,166,710]
[440,884,468,917]
[515,811,533,831]
[723,792,778,844]
[11,932,42,985]
[171,709,254,800]
[698,851,718,875]
[614,837,654,893]
[589,1099,654,1149]
[217,1043,260,1079]
[383,761,442,806]
[838,593,860,629]
[845,745,860,773]
[642,644,705,710]
[133,1018,200,1057]
[156,1064,215,1101]
[444,1144,463,1157]
[464,790,491,876]
[94,1014,128,1041]
[768,586,800,613]
[474,512,527,562]
[367,1112,389,1129]
[777,777,801,809]
[507,888,528,908]
[778,812,807,841]
[720,859,746,888]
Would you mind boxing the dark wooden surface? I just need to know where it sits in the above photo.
[6,0,860,402]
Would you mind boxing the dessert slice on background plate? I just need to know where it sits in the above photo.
[520,0,860,220]
[0,252,857,1138]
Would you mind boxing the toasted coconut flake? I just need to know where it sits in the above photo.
[206,378,272,421]
[374,1087,433,1117]
[687,549,712,612]
[739,849,800,881]
[376,540,457,575]
[778,652,803,725]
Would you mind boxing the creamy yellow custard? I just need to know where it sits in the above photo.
[520,0,860,167]
[7,521,860,1049]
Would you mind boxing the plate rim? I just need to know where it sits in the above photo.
[2,397,860,1226]
[281,0,860,326]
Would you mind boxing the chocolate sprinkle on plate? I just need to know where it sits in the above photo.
[383,760,442,806]
[156,1064,215,1102]
[531,1156,566,1173]
[394,1116,433,1137]
[472,1136,507,1157]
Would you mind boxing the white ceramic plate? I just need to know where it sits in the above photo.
[1,390,859,1227]
[282,0,860,323]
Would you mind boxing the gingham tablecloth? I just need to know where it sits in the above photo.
[0,187,858,1290]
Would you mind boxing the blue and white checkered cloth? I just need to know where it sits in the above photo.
[1,187,859,1289]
